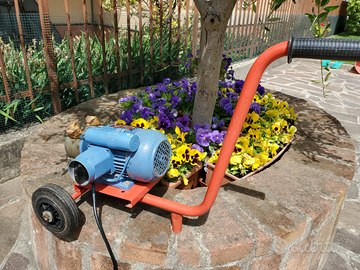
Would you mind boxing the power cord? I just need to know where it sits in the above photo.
[92,183,118,270]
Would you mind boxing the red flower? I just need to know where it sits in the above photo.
[321,23,325,26]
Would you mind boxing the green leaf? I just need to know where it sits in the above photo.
[32,107,44,112]
[324,6,339,12]
[35,115,43,123]
[325,72,331,82]
[324,67,330,71]
[318,12,328,20]
[315,0,321,7]
[311,80,322,84]
[321,0,330,7]
[268,17,281,22]
[305,13,315,20]
[252,3,256,13]
[264,26,270,32]
[0,109,17,123]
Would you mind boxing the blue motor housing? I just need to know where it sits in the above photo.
[68,125,171,190]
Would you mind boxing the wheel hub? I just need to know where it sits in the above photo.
[42,210,54,223]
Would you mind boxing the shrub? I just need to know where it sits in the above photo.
[346,0,360,35]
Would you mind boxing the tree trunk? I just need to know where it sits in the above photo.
[192,0,237,126]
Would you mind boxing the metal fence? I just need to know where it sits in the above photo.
[0,0,335,133]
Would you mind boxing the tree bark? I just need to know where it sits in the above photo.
[192,0,237,126]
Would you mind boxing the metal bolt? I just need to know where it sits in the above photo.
[123,181,131,186]
[42,211,54,222]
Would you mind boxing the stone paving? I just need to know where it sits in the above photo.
[0,59,359,270]
[261,59,360,270]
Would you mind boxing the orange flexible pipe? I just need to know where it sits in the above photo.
[140,41,290,216]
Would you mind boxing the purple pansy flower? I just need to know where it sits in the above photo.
[140,107,154,119]
[130,95,139,102]
[151,97,167,109]
[119,96,131,103]
[191,144,204,153]
[196,128,212,147]
[223,103,233,115]
[220,97,231,108]
[170,95,181,107]
[148,92,157,102]
[210,130,225,144]
[163,78,171,85]
[249,102,261,115]
[177,115,190,127]
[181,78,190,90]
[156,84,168,92]
[227,92,238,100]
[120,110,133,124]
[173,81,181,87]
[175,121,191,133]
[234,80,244,93]
[212,117,225,129]
[158,113,173,130]
[130,101,141,113]
[257,84,265,96]
[193,122,210,132]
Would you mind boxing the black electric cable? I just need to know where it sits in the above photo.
[92,183,118,270]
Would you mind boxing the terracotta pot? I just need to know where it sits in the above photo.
[205,136,295,186]
[160,162,204,190]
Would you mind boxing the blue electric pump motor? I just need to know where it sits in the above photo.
[68,125,172,190]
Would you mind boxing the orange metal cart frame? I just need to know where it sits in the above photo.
[71,41,289,233]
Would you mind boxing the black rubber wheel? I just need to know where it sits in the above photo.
[32,184,79,240]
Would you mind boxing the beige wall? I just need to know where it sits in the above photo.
[36,0,93,24]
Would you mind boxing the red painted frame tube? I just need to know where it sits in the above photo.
[139,41,290,216]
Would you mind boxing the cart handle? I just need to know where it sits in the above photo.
[288,36,360,63]
[141,37,360,218]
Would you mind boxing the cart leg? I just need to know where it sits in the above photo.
[171,213,183,233]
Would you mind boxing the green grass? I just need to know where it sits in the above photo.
[330,32,360,64]
[331,32,360,39]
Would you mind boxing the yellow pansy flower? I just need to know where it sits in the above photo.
[270,143,279,157]
[272,120,282,135]
[176,144,191,162]
[230,154,242,165]
[248,128,261,141]
[182,175,189,186]
[171,155,183,168]
[280,101,288,109]
[131,118,150,129]
[289,125,297,135]
[149,116,159,128]
[167,168,180,179]
[254,152,271,166]
[189,149,206,165]
[175,126,188,143]
[115,119,126,125]
[263,128,271,138]
[244,157,261,170]
[208,149,221,164]
[266,109,280,118]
